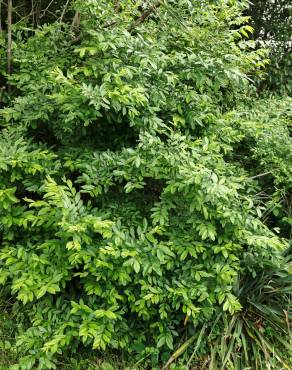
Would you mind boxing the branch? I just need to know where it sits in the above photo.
[70,11,80,33]
[248,172,271,180]
[7,0,12,75]
[0,0,2,35]
[59,0,70,23]
[32,0,34,26]
[39,0,54,19]
[127,1,161,32]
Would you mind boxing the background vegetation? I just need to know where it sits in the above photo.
[0,1,291,369]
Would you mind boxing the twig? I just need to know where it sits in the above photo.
[0,0,2,34]
[39,0,54,19]
[44,8,59,20]
[59,0,70,23]
[103,20,117,29]
[35,0,41,25]
[1,0,23,19]
[7,0,12,75]
[32,0,34,26]
[248,172,271,180]
[127,0,161,32]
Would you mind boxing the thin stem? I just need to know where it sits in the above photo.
[248,172,271,180]
[32,0,34,26]
[59,0,70,23]
[7,0,12,75]
[39,0,54,19]
[0,0,2,35]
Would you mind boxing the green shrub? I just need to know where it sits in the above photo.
[0,1,290,369]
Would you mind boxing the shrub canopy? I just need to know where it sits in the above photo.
[0,1,291,368]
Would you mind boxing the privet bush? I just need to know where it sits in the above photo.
[0,0,290,368]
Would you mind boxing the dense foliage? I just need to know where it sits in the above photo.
[247,0,291,93]
[0,1,291,369]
